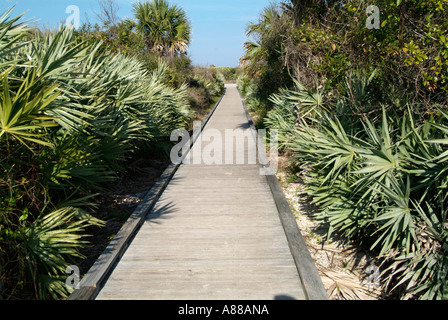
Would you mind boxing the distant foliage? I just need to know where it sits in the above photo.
[241,0,448,114]
[74,0,225,116]
[213,67,242,82]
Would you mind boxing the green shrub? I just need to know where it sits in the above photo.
[265,73,448,299]
[245,0,448,300]
[187,86,209,109]
[0,9,193,299]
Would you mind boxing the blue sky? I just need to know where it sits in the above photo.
[2,0,279,67]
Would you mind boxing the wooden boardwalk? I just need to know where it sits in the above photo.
[72,84,327,300]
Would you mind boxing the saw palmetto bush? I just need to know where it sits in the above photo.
[0,8,192,299]
[264,78,327,149]
[268,71,448,299]
[242,0,448,300]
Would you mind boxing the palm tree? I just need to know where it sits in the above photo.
[132,0,191,57]
[240,5,281,75]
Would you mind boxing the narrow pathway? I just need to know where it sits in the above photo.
[94,84,315,300]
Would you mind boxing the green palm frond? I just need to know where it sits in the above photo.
[23,206,104,299]
[0,70,60,148]
[382,199,448,300]
[1,7,196,300]
[372,176,418,257]
[0,8,30,67]
[30,27,88,80]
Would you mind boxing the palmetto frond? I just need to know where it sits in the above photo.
[0,8,195,300]
[23,206,104,299]
[241,4,282,73]
[0,70,60,148]
[270,68,448,299]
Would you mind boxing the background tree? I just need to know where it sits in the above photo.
[240,5,293,117]
[132,0,192,57]
[95,0,120,27]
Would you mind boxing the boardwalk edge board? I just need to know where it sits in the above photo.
[238,89,329,301]
[68,91,226,301]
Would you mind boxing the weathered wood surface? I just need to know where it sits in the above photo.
[92,84,325,300]
[68,92,224,301]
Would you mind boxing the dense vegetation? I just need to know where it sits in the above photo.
[3,0,446,301]
[0,0,225,300]
[239,0,448,299]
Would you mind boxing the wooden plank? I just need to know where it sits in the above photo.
[238,87,328,301]
[98,285,306,301]
[93,84,318,301]
[265,175,328,300]
[67,286,97,301]
[68,162,179,300]
[114,259,302,268]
